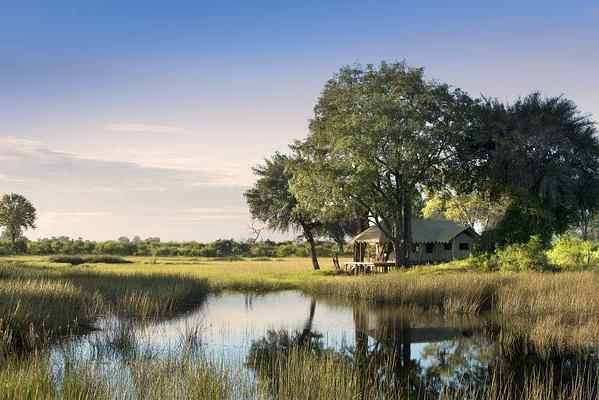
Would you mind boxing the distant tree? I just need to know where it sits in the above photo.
[0,193,37,250]
[245,153,322,270]
[290,61,473,267]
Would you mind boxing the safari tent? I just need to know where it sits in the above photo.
[350,219,478,264]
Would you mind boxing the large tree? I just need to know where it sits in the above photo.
[244,153,322,270]
[290,62,473,267]
[461,93,599,247]
[0,193,37,250]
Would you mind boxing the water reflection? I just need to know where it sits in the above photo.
[243,293,598,398]
[244,296,498,398]
[47,290,598,398]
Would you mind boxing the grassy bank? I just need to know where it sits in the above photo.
[0,259,210,356]
[303,269,599,353]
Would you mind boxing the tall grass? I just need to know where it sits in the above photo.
[0,345,596,400]
[247,346,599,400]
[300,270,599,352]
[0,262,209,356]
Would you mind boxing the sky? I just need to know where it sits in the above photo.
[1,0,598,241]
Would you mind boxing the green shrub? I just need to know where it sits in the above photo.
[49,255,86,265]
[463,254,498,271]
[85,255,132,264]
[275,243,296,258]
[209,256,245,262]
[547,235,599,270]
[49,255,131,265]
[496,236,548,272]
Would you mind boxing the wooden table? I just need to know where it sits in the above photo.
[344,261,396,275]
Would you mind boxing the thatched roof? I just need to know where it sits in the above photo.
[349,219,478,244]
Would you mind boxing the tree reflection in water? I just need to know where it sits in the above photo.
[247,299,323,365]
[246,297,599,399]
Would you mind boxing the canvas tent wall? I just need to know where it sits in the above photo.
[349,219,478,263]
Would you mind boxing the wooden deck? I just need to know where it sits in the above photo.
[343,261,396,275]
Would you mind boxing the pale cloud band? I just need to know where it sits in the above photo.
[101,123,189,134]
[0,134,259,241]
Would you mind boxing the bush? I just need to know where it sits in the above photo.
[50,255,131,265]
[209,256,245,262]
[85,255,132,264]
[495,236,548,272]
[275,243,296,258]
[49,255,86,265]
[547,235,599,270]
[463,254,498,272]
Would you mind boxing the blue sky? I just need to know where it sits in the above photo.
[1,1,598,241]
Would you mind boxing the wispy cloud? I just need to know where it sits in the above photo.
[0,134,257,241]
[0,134,42,152]
[101,123,189,134]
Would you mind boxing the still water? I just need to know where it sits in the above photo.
[50,290,597,396]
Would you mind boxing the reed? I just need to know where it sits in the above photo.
[301,271,599,352]
[1,345,596,400]
[0,261,210,355]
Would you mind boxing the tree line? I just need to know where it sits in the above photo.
[0,193,348,258]
[0,235,348,258]
[245,61,599,269]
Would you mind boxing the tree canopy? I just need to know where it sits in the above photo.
[290,61,474,266]
[0,193,37,250]
[462,93,599,248]
[244,153,322,269]
[247,60,599,264]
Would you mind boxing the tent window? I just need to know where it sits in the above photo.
[425,243,434,254]
[412,243,419,253]
[459,243,469,251]
[444,243,452,251]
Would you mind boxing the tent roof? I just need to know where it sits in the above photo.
[349,219,478,244]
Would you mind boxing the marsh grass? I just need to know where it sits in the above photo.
[2,340,596,400]
[247,346,599,400]
[2,256,599,398]
[302,270,599,353]
[0,261,209,356]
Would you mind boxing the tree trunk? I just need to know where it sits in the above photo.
[581,212,589,241]
[403,197,413,267]
[10,230,18,252]
[394,216,406,268]
[304,229,320,270]
[336,240,344,255]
